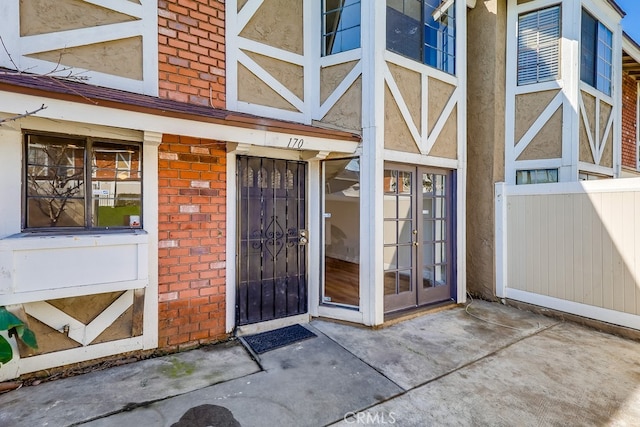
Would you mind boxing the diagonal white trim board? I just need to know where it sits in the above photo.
[579,94,597,161]
[20,21,143,55]
[383,64,421,150]
[24,290,134,345]
[425,89,459,154]
[514,91,564,159]
[237,49,304,112]
[237,0,264,33]
[596,109,614,165]
[318,61,362,119]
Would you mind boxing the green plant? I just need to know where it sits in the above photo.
[0,307,38,365]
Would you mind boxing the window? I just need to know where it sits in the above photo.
[581,9,613,96]
[322,0,361,56]
[386,0,456,74]
[24,133,142,230]
[517,6,561,85]
[578,172,607,180]
[515,169,558,184]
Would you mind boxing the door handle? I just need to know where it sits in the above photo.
[413,241,419,246]
[299,229,308,245]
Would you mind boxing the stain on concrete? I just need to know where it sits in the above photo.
[171,404,241,427]
[160,357,195,378]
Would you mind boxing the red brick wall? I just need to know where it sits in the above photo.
[622,71,638,170]
[157,135,227,350]
[158,0,226,108]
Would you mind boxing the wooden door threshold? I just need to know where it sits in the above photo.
[382,301,460,327]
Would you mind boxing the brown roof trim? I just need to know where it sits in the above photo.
[0,71,361,143]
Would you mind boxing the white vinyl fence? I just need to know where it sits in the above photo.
[495,178,640,330]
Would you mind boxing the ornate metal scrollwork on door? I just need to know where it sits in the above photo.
[251,216,290,258]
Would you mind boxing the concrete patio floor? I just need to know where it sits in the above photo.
[1,300,640,426]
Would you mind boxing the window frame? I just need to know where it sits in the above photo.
[516,5,561,86]
[386,0,457,75]
[22,131,143,232]
[580,8,613,96]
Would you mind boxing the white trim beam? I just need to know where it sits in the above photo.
[20,21,143,55]
[237,0,264,33]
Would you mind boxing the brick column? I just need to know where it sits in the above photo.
[158,0,226,108]
[157,135,227,350]
[621,71,638,170]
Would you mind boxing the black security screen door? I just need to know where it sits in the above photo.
[237,156,307,325]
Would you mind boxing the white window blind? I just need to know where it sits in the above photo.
[518,6,561,85]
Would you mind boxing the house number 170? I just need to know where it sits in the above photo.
[287,137,304,149]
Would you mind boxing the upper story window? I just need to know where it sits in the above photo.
[517,6,561,85]
[581,9,613,96]
[386,0,456,74]
[322,0,361,56]
[24,133,142,230]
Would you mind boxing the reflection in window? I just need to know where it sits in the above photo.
[25,133,142,229]
[386,0,456,74]
[257,167,269,188]
[272,169,282,189]
[322,158,360,307]
[581,9,613,96]
[242,167,254,187]
[322,0,361,56]
[286,169,295,190]
[515,169,558,184]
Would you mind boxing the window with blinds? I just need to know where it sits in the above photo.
[517,6,561,85]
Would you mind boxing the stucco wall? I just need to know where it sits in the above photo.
[580,91,597,164]
[466,0,507,298]
[430,106,458,159]
[239,0,303,55]
[321,77,363,132]
[428,78,456,135]
[20,0,135,36]
[30,37,143,80]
